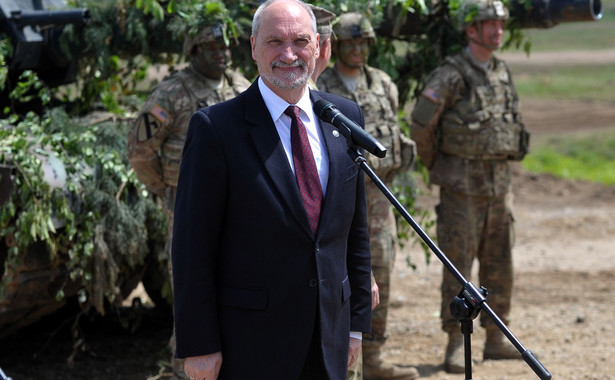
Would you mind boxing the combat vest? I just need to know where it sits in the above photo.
[161,68,248,187]
[439,52,529,161]
[320,66,412,180]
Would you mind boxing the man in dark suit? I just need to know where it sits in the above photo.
[171,1,372,379]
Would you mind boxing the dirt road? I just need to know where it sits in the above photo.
[385,165,615,380]
[383,49,615,379]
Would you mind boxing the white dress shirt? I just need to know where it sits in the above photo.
[257,77,329,196]
[257,78,362,341]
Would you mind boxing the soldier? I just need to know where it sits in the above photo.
[309,4,336,85]
[317,12,418,380]
[410,0,528,373]
[126,9,251,378]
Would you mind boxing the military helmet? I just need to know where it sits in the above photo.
[333,12,376,44]
[168,1,233,57]
[453,0,509,32]
[183,23,228,57]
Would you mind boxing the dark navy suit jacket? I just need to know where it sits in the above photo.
[172,80,372,380]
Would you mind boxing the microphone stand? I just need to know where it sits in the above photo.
[0,366,12,380]
[344,144,551,380]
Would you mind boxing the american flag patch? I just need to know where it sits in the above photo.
[150,104,168,123]
[422,88,440,103]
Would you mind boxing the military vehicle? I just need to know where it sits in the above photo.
[1,0,169,339]
[379,0,603,38]
[1,0,90,84]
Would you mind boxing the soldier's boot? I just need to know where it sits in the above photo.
[363,349,419,380]
[444,332,465,374]
[483,326,520,360]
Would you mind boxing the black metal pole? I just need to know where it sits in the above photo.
[346,146,551,380]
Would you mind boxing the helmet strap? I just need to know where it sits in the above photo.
[467,22,500,51]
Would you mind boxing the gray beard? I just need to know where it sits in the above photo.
[265,60,313,90]
[271,70,309,89]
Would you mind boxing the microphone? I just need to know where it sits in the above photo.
[314,99,387,158]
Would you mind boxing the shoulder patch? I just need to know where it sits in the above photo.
[150,104,168,123]
[136,111,163,142]
[135,104,169,142]
[422,88,440,103]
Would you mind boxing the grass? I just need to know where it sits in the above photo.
[513,64,615,102]
[503,0,615,185]
[522,130,615,185]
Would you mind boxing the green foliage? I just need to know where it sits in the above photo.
[57,0,180,114]
[523,131,615,185]
[2,0,546,118]
[1,61,53,117]
[168,0,235,41]
[0,59,167,312]
[448,0,480,31]
[0,39,11,92]
[308,0,530,104]
[135,0,167,20]
[8,70,52,108]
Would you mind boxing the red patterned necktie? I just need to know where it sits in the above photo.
[285,105,323,234]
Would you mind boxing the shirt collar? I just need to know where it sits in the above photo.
[257,77,314,123]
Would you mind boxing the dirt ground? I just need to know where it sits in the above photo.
[1,51,614,380]
[386,165,615,380]
[383,49,615,380]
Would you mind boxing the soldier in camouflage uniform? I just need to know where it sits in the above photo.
[126,13,251,378]
[317,13,418,380]
[410,0,529,373]
[309,4,336,86]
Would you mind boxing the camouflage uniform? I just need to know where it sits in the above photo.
[126,22,251,378]
[410,18,528,370]
[128,66,250,209]
[317,12,416,380]
[128,65,250,261]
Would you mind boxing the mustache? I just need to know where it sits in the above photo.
[272,59,307,70]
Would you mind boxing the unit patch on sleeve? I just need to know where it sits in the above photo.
[136,104,168,142]
[422,88,440,103]
[150,104,168,123]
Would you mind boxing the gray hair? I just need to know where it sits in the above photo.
[252,0,318,38]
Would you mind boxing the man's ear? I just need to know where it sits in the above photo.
[465,24,478,40]
[250,35,257,61]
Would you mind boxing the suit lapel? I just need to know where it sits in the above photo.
[310,91,354,240]
[246,82,313,237]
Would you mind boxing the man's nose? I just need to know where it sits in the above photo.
[279,44,299,62]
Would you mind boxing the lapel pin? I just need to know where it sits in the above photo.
[332,130,339,137]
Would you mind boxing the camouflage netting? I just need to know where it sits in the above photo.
[0,108,167,335]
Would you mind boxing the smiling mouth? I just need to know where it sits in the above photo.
[276,65,300,71]
[272,59,307,70]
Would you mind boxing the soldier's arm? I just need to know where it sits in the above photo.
[127,97,172,197]
[410,68,463,169]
